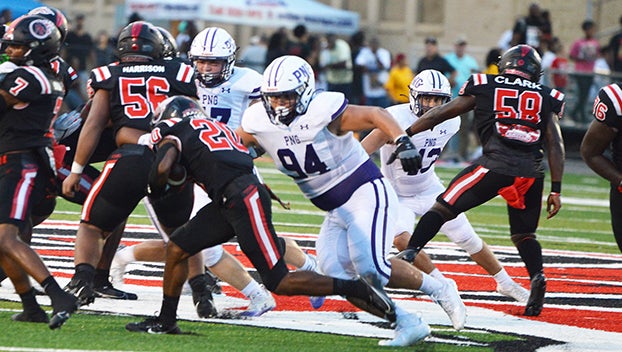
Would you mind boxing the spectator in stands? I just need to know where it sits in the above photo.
[176,21,198,59]
[239,34,268,73]
[349,30,366,105]
[64,14,93,101]
[415,37,456,86]
[355,37,391,108]
[265,30,289,66]
[512,3,546,52]
[569,20,600,124]
[319,33,353,99]
[483,48,501,74]
[549,40,569,93]
[0,8,11,24]
[385,53,414,104]
[94,30,115,67]
[288,24,311,60]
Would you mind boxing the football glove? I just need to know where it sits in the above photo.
[386,135,421,175]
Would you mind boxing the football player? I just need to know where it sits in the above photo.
[61,21,197,309]
[581,83,622,253]
[395,45,565,317]
[362,69,530,303]
[0,14,78,329]
[236,55,466,345]
[125,96,397,334]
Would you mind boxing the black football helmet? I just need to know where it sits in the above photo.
[116,21,164,61]
[155,26,178,58]
[498,44,542,82]
[1,15,61,66]
[151,96,206,127]
[28,6,68,42]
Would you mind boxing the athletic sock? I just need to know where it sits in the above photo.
[241,280,262,299]
[159,295,180,327]
[418,273,444,295]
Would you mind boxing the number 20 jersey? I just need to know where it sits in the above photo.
[241,91,370,200]
[462,73,565,178]
[380,104,460,197]
[89,59,197,135]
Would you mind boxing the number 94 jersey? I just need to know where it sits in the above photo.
[241,91,370,200]
[196,67,262,128]
[380,103,460,197]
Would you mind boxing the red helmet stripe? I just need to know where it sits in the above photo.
[131,22,143,38]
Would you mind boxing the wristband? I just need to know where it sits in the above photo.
[405,127,414,137]
[551,181,561,193]
[71,161,84,174]
[549,192,560,197]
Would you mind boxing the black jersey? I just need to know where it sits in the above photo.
[88,58,196,135]
[460,73,565,177]
[0,65,65,154]
[151,117,253,199]
[593,83,622,169]
[50,56,78,94]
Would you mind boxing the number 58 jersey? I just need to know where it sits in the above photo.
[89,58,197,135]
[380,103,460,197]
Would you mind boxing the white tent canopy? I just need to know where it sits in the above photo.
[125,0,359,35]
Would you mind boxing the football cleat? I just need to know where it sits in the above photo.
[49,292,78,330]
[497,281,530,303]
[309,295,326,309]
[93,283,138,300]
[394,248,419,263]
[431,279,467,330]
[193,289,218,318]
[11,309,49,323]
[378,313,430,346]
[64,278,96,306]
[239,285,276,317]
[524,272,546,316]
[358,277,396,323]
[126,317,182,334]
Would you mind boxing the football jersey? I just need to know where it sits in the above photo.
[89,58,196,135]
[380,103,460,196]
[150,117,253,199]
[592,83,622,169]
[241,91,371,201]
[196,67,261,128]
[0,64,65,153]
[462,73,565,177]
[50,56,78,94]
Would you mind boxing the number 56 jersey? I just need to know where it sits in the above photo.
[380,103,460,197]
[89,58,197,135]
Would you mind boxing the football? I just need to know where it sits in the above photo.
[167,163,187,186]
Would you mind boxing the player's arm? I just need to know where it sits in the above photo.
[147,139,181,199]
[360,128,391,155]
[405,95,475,137]
[544,113,565,219]
[235,127,260,148]
[62,89,109,197]
[0,88,22,110]
[581,120,620,185]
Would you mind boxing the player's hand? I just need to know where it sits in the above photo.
[546,192,561,219]
[62,172,82,198]
[386,136,421,175]
[394,248,418,263]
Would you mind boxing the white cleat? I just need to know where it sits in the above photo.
[378,313,430,347]
[497,281,530,303]
[240,285,276,317]
[431,279,467,330]
[109,255,127,287]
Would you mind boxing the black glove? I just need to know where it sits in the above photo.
[394,248,419,263]
[386,135,422,175]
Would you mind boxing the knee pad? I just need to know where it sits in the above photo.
[202,245,224,267]
[511,232,536,246]
[441,215,483,255]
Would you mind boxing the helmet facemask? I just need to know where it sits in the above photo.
[193,56,235,87]
[413,94,450,117]
[262,87,305,126]
[408,69,452,117]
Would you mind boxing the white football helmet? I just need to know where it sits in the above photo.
[261,55,315,126]
[409,69,452,117]
[188,27,236,87]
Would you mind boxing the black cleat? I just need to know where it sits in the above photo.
[524,272,546,316]
[126,317,182,334]
[49,292,78,330]
[11,309,49,323]
[93,284,138,300]
[203,269,222,295]
[394,248,419,263]
[64,278,96,306]
[358,277,396,323]
[193,289,218,318]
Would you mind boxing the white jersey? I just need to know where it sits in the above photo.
[196,66,261,128]
[242,91,374,208]
[380,103,460,196]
